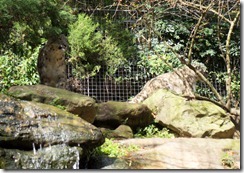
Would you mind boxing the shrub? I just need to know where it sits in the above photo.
[134,124,175,138]
[68,13,127,78]
[93,138,139,158]
[0,45,40,92]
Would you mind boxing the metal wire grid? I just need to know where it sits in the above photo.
[76,65,153,102]
[68,8,240,103]
[74,61,240,102]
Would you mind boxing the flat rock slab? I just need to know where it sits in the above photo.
[8,84,97,123]
[0,94,104,150]
[102,138,240,169]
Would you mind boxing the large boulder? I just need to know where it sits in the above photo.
[0,145,82,169]
[121,138,239,169]
[100,125,134,139]
[143,89,235,138]
[7,84,97,123]
[0,94,104,150]
[90,138,240,169]
[95,101,154,130]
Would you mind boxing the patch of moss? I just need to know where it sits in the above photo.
[49,97,66,110]
[221,140,240,169]
[221,150,238,169]
[0,158,5,169]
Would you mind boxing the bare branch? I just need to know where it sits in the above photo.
[177,0,232,24]
[187,64,225,105]
[216,1,226,62]
[112,0,121,18]
[225,10,240,109]
[187,2,213,64]
[143,15,226,105]
[126,0,240,114]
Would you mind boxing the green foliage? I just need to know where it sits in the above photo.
[131,1,240,72]
[154,18,191,47]
[129,1,240,107]
[0,0,75,53]
[68,13,102,77]
[134,124,175,139]
[231,74,240,106]
[196,85,216,100]
[0,0,240,108]
[94,138,139,158]
[68,13,127,78]
[137,52,181,76]
[99,35,125,75]
[134,9,189,76]
[0,0,75,92]
[196,70,240,107]
[0,46,40,92]
[50,98,66,110]
[98,16,137,63]
[221,151,238,169]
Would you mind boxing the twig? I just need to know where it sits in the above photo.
[187,2,213,64]
[225,10,240,109]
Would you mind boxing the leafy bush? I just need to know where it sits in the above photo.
[0,0,75,93]
[137,52,181,76]
[49,97,66,110]
[135,18,185,76]
[0,0,75,52]
[0,45,40,92]
[93,138,139,158]
[98,16,137,63]
[134,124,175,138]
[68,13,127,78]
[196,85,216,100]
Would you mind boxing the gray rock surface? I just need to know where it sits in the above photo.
[0,144,82,169]
[0,94,104,150]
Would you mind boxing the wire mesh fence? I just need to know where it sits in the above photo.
[68,8,240,105]
[75,65,155,102]
[70,62,239,103]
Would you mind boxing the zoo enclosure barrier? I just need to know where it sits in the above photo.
[69,63,236,103]
[69,8,240,105]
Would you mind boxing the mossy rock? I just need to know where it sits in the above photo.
[0,94,104,150]
[143,89,235,138]
[97,138,240,169]
[95,101,154,130]
[0,145,82,169]
[100,125,133,139]
[7,84,97,123]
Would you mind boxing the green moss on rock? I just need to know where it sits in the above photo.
[143,89,235,138]
[7,84,97,123]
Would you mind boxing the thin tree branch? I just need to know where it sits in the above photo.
[143,16,226,105]
[187,64,225,105]
[177,0,232,24]
[216,1,226,63]
[225,10,240,109]
[187,2,212,64]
